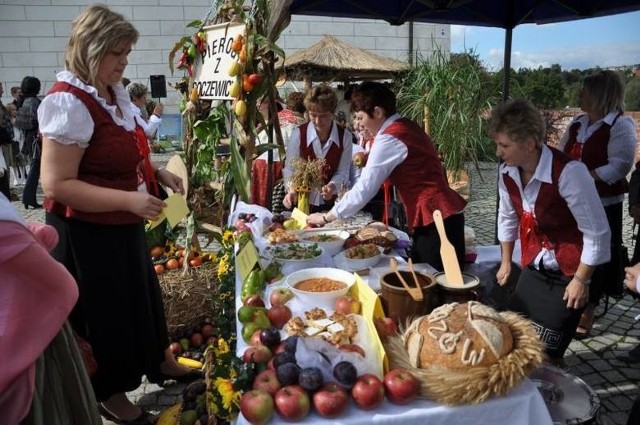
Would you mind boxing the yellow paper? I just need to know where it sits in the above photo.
[291,207,308,230]
[237,241,260,283]
[349,274,389,373]
[147,213,166,230]
[164,194,190,228]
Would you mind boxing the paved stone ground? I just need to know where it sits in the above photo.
[9,157,639,424]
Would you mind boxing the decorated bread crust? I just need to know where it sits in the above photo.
[404,302,513,370]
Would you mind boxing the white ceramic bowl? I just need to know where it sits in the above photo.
[285,267,356,309]
[335,244,383,271]
[298,230,350,256]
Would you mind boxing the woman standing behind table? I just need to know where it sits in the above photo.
[283,84,353,213]
[492,99,610,365]
[38,5,197,424]
[557,70,636,339]
[307,82,467,270]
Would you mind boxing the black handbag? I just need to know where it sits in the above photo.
[604,244,630,298]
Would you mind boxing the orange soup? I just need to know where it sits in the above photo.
[295,278,347,293]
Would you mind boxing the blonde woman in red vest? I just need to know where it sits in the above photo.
[557,70,636,339]
[38,5,197,424]
[282,84,353,213]
[491,99,611,366]
[307,82,467,270]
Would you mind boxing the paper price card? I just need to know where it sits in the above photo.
[237,241,260,283]
[349,274,389,373]
[291,207,308,229]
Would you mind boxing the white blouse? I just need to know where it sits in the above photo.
[497,144,611,269]
[38,70,137,148]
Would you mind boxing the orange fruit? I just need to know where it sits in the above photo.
[150,246,164,257]
[166,258,179,270]
[154,264,165,274]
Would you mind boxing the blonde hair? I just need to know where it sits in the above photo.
[488,98,546,148]
[582,70,626,116]
[65,4,138,87]
[304,84,338,113]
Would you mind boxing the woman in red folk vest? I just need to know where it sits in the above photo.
[39,5,198,424]
[557,70,637,339]
[282,84,353,213]
[492,99,610,366]
[307,82,467,270]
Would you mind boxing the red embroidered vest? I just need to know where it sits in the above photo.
[563,112,628,197]
[503,148,583,275]
[44,82,143,224]
[298,122,345,184]
[384,118,466,229]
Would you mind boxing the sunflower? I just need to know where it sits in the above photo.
[215,377,241,412]
[217,254,230,280]
[222,229,235,247]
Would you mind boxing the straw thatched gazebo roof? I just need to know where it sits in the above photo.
[281,35,409,86]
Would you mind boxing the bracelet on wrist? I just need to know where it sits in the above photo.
[574,275,591,286]
[322,215,329,224]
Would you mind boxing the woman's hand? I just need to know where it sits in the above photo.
[127,191,166,220]
[321,183,336,200]
[306,213,327,227]
[156,169,184,194]
[624,263,640,294]
[283,191,297,209]
[563,278,589,309]
[152,103,164,117]
[495,262,512,286]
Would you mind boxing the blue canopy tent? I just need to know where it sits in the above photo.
[288,0,640,99]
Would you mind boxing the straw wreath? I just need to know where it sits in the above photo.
[385,310,545,405]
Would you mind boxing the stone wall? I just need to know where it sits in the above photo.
[0,1,447,114]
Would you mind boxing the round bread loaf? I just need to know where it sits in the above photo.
[404,302,513,370]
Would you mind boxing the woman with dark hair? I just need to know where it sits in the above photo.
[307,82,466,270]
[14,76,42,209]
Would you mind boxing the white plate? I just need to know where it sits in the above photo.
[333,247,382,272]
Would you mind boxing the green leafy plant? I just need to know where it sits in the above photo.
[396,49,495,176]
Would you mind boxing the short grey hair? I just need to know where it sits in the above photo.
[127,82,148,101]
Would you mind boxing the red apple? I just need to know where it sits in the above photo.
[334,295,361,315]
[338,343,366,358]
[353,152,367,167]
[240,389,274,425]
[169,342,182,355]
[274,385,310,421]
[383,368,421,405]
[270,287,294,307]
[253,369,282,397]
[201,323,215,339]
[351,374,385,411]
[374,317,398,339]
[312,382,349,418]
[244,294,266,307]
[189,332,204,348]
[267,305,293,329]
[250,330,263,347]
[243,345,273,364]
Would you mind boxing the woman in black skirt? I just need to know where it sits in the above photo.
[39,5,197,424]
[489,99,611,365]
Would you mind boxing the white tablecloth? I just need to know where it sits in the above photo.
[237,378,552,425]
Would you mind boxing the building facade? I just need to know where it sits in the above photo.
[0,1,450,113]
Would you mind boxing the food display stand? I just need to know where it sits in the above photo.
[231,203,553,425]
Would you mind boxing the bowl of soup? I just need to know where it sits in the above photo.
[299,230,350,256]
[285,267,356,309]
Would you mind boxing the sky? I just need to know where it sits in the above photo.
[450,11,640,71]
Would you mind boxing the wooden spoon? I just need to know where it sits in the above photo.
[407,258,424,293]
[389,257,423,301]
[432,209,464,286]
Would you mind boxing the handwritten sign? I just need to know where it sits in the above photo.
[236,240,260,283]
[193,22,245,100]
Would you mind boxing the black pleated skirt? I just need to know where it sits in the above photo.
[46,213,169,401]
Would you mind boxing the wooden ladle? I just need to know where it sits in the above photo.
[390,257,423,301]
